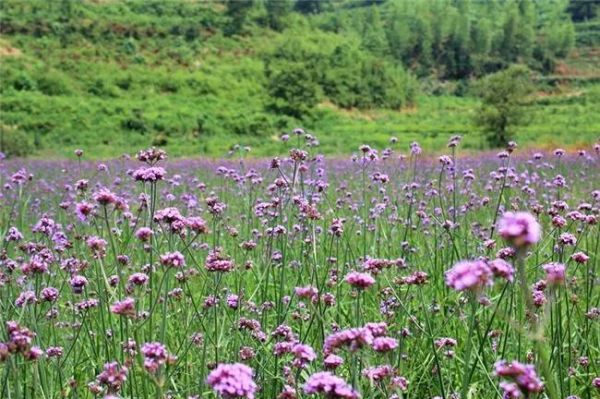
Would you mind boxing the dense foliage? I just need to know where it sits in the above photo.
[0,0,598,158]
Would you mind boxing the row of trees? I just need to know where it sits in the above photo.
[226,0,577,79]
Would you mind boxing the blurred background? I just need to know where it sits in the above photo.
[0,0,599,159]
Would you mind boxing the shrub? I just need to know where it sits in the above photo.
[0,125,34,158]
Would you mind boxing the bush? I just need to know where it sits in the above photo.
[473,64,535,147]
[37,72,73,96]
[266,63,321,119]
[0,125,34,158]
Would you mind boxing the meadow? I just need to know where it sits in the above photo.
[0,137,599,398]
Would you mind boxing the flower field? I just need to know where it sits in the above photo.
[0,136,599,399]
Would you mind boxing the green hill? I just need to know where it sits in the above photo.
[0,0,599,158]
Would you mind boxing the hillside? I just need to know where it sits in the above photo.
[0,0,599,158]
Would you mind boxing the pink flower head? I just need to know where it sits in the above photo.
[141,342,172,373]
[345,272,375,289]
[445,260,492,291]
[206,363,257,399]
[205,248,234,272]
[498,212,541,247]
[304,372,360,399]
[160,251,185,268]
[542,263,566,285]
[372,337,398,352]
[110,297,136,318]
[494,361,544,396]
[489,258,515,282]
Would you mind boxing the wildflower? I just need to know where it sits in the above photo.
[160,251,185,268]
[497,212,541,247]
[96,361,128,393]
[141,342,172,373]
[324,327,373,355]
[494,361,544,396]
[488,258,515,282]
[345,272,376,289]
[206,363,257,399]
[571,252,589,264]
[40,287,59,302]
[291,343,316,368]
[542,263,566,285]
[372,337,398,352]
[205,248,234,272]
[364,365,395,383]
[445,260,492,291]
[304,372,360,399]
[135,227,153,242]
[110,297,136,318]
[132,166,166,182]
[70,275,89,294]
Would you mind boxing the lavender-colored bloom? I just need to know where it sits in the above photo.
[304,372,360,399]
[489,258,515,282]
[372,337,398,352]
[97,361,128,393]
[445,260,492,291]
[542,263,566,285]
[110,297,136,318]
[160,251,185,268]
[494,361,544,396]
[40,287,59,302]
[141,342,171,373]
[345,271,375,289]
[206,363,257,399]
[497,212,541,247]
[135,227,153,242]
[205,248,234,272]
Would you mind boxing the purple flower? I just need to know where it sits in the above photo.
[97,361,128,393]
[304,372,360,398]
[345,272,376,289]
[160,251,185,268]
[135,227,154,242]
[110,297,136,318]
[542,263,566,285]
[497,212,541,247]
[489,258,515,282]
[141,342,173,373]
[132,166,166,182]
[445,260,492,291]
[372,337,398,352]
[206,363,257,399]
[205,248,234,272]
[494,361,544,396]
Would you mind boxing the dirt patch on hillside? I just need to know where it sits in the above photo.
[0,44,22,57]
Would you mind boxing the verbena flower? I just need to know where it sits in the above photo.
[497,212,541,247]
[206,363,257,399]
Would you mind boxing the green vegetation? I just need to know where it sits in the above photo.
[0,0,598,158]
[473,65,535,147]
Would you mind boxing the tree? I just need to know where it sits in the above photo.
[294,0,330,14]
[265,62,320,119]
[265,0,291,31]
[224,0,253,36]
[567,0,598,21]
[473,65,534,147]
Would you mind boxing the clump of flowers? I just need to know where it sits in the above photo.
[206,363,257,399]
[497,212,541,248]
[445,260,492,291]
[304,372,360,399]
[494,361,544,397]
